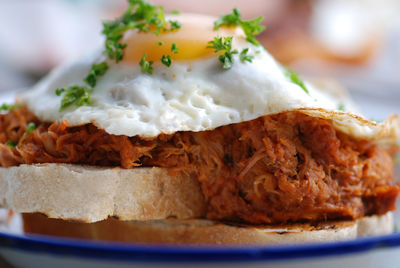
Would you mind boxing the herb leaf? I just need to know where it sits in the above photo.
[207,36,230,52]
[161,55,172,67]
[102,0,181,63]
[56,86,93,112]
[214,8,265,46]
[219,53,236,70]
[337,103,345,111]
[207,36,238,70]
[84,62,109,87]
[239,48,254,63]
[4,122,36,149]
[171,42,179,54]
[214,8,241,29]
[169,20,182,31]
[6,141,17,148]
[0,103,22,111]
[139,55,154,74]
[25,122,36,135]
[284,69,309,94]
[240,17,265,46]
[56,1,183,111]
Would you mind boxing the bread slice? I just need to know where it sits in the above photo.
[2,163,395,244]
[22,212,394,245]
[0,164,206,223]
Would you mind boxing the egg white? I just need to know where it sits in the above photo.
[18,15,399,142]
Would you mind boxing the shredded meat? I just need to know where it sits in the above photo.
[0,107,398,224]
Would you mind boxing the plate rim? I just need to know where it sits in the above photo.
[1,231,400,263]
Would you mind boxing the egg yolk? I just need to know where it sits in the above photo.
[122,14,243,63]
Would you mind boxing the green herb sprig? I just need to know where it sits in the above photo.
[0,103,22,111]
[239,48,254,63]
[161,55,172,67]
[207,36,238,70]
[207,37,255,69]
[25,122,36,135]
[159,43,179,68]
[102,0,179,63]
[337,103,345,111]
[170,10,181,15]
[56,86,93,111]
[56,62,106,112]
[6,141,16,148]
[5,122,36,149]
[169,20,182,31]
[284,69,309,94]
[56,0,182,111]
[171,42,179,54]
[140,55,154,74]
[84,62,109,87]
[214,8,265,46]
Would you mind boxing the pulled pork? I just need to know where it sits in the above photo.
[0,107,398,224]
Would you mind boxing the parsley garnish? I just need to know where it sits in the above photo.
[25,122,36,135]
[157,41,163,46]
[214,8,265,46]
[56,62,105,111]
[56,0,183,111]
[239,48,254,63]
[207,36,239,70]
[0,103,22,111]
[4,122,36,148]
[84,62,109,87]
[161,55,172,67]
[214,8,241,29]
[171,42,179,54]
[207,36,234,52]
[140,55,154,74]
[6,141,17,148]
[210,8,261,68]
[56,86,93,111]
[338,103,345,111]
[284,69,309,94]
[102,0,179,63]
[160,43,178,67]
[169,20,182,31]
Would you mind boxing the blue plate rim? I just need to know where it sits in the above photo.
[1,230,400,263]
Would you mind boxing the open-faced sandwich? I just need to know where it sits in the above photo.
[0,0,399,245]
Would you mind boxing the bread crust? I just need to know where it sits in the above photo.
[0,164,206,222]
[22,212,394,245]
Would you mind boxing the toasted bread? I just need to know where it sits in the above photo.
[0,164,205,223]
[22,212,394,245]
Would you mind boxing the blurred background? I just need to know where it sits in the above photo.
[0,0,399,119]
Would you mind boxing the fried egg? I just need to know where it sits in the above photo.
[18,14,399,143]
